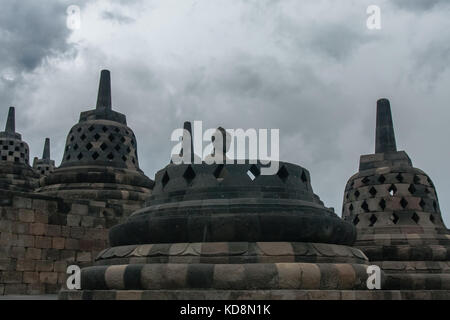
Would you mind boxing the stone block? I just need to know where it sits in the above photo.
[71,203,89,216]
[36,236,52,249]
[13,196,32,209]
[65,239,80,250]
[30,223,48,236]
[35,260,54,272]
[81,216,95,227]
[52,237,65,250]
[76,251,92,262]
[23,272,39,284]
[67,215,81,227]
[10,246,26,259]
[70,227,84,239]
[16,259,36,272]
[4,283,27,295]
[54,261,67,273]
[1,271,23,283]
[18,208,35,222]
[47,224,61,237]
[35,211,49,224]
[25,248,42,260]
[39,272,58,284]
[12,221,29,234]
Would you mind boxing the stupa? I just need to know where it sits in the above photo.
[33,138,55,176]
[342,99,450,290]
[37,70,154,209]
[61,122,373,300]
[0,107,38,192]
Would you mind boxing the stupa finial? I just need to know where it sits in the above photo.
[42,138,50,160]
[96,70,112,110]
[375,98,397,153]
[5,106,15,133]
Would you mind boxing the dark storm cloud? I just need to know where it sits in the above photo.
[0,0,75,73]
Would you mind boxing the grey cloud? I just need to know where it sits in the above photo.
[391,0,449,11]
[101,11,135,24]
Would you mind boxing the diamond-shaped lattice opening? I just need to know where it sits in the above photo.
[346,192,349,200]
[126,147,131,154]
[88,126,95,132]
[349,204,354,212]
[132,157,136,164]
[77,153,83,160]
[213,164,226,182]
[66,155,71,160]
[277,166,289,182]
[433,201,437,212]
[100,143,108,151]
[361,200,369,212]
[77,127,82,132]
[354,190,360,199]
[131,139,135,146]
[427,177,434,187]
[114,128,120,133]
[369,187,377,197]
[70,136,75,142]
[107,152,114,160]
[396,173,404,182]
[388,184,397,196]
[353,215,360,226]
[1,156,6,161]
[408,184,416,194]
[108,134,115,142]
[161,171,170,188]
[369,214,377,227]
[94,133,100,141]
[430,214,436,224]
[102,126,108,132]
[391,213,399,224]
[122,155,127,162]
[247,165,260,181]
[115,145,121,152]
[412,212,420,224]
[419,198,426,209]
[425,188,430,194]
[301,171,308,183]
[80,134,87,141]
[73,144,79,151]
[92,152,99,160]
[413,175,420,184]
[86,142,93,151]
[120,137,126,143]
[379,198,386,210]
[400,197,408,209]
[183,165,196,184]
[350,181,355,187]
[362,176,370,184]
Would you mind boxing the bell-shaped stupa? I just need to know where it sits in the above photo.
[61,122,373,300]
[0,107,38,192]
[37,70,153,209]
[342,99,450,290]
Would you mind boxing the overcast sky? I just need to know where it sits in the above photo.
[1,0,449,225]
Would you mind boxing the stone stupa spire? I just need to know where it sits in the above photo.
[42,137,50,160]
[375,98,397,154]
[96,70,112,110]
[5,106,15,133]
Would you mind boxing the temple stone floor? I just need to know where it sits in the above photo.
[60,290,450,300]
[0,295,58,300]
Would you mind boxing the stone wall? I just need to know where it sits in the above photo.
[0,190,142,295]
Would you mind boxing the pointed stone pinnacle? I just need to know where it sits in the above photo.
[5,106,15,133]
[96,70,112,110]
[43,138,50,160]
[375,98,397,154]
[182,121,194,163]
